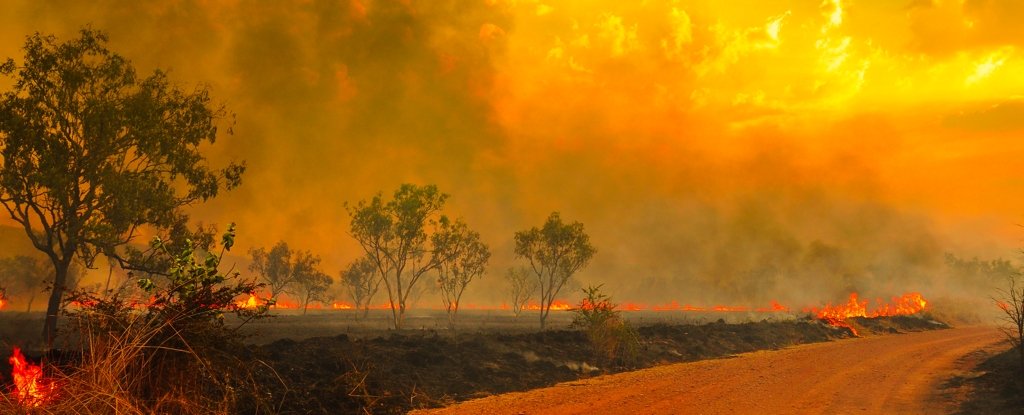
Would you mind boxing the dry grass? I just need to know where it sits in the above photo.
[0,310,277,414]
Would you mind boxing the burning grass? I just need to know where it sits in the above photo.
[0,290,945,414]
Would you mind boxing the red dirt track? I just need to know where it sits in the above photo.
[414,326,1002,415]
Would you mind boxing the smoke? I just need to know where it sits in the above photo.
[0,1,1019,311]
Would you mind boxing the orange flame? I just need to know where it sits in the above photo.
[712,305,749,312]
[331,301,354,310]
[9,347,56,407]
[524,300,574,311]
[805,292,929,335]
[236,293,261,309]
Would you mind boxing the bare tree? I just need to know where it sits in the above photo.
[347,184,448,329]
[340,256,380,318]
[505,266,537,318]
[433,217,490,330]
[996,272,1024,379]
[514,212,596,330]
[0,29,243,345]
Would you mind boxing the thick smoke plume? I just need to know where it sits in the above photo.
[0,0,1019,311]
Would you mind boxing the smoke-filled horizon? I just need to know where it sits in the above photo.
[0,0,1021,308]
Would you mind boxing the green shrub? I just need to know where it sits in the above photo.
[47,224,278,414]
[570,285,640,368]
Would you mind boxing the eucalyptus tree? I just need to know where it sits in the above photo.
[433,217,490,330]
[505,266,536,318]
[347,184,449,329]
[514,212,596,329]
[340,256,380,318]
[0,29,243,345]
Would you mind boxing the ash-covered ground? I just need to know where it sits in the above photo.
[0,309,950,414]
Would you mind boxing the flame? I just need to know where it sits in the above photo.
[620,302,645,311]
[524,300,574,311]
[712,305,749,312]
[9,347,56,407]
[256,293,924,322]
[0,297,6,310]
[756,301,790,312]
[804,292,929,336]
[236,293,261,309]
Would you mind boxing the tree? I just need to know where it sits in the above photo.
[505,266,536,318]
[433,217,490,330]
[514,212,596,329]
[295,262,332,315]
[0,29,243,345]
[249,242,295,301]
[995,272,1024,380]
[0,255,50,312]
[340,256,380,318]
[347,184,448,329]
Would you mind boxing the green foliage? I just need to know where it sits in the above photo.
[0,28,244,344]
[295,268,332,315]
[433,216,491,329]
[514,211,596,329]
[64,224,272,412]
[74,223,267,335]
[248,240,325,307]
[570,285,639,368]
[346,183,453,329]
[340,256,381,318]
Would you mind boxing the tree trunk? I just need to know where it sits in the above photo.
[540,307,547,330]
[361,304,369,319]
[447,306,457,331]
[1018,340,1024,379]
[396,303,405,330]
[42,263,69,349]
[25,292,35,313]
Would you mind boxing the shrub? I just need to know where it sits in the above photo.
[1,224,278,414]
[570,285,640,368]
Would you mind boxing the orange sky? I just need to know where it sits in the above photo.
[0,0,1021,304]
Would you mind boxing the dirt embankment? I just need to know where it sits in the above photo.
[250,316,943,414]
[414,327,1002,415]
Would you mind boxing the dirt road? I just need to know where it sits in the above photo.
[413,326,1003,415]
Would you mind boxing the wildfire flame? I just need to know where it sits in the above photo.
[236,293,261,309]
[524,300,574,311]
[9,347,56,407]
[804,292,929,336]
[239,292,926,323]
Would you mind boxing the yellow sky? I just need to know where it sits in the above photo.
[0,0,1022,303]
[492,0,1024,237]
